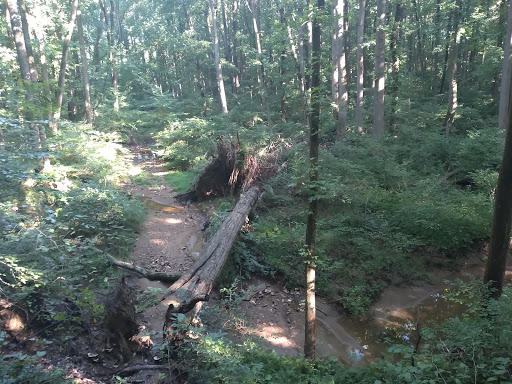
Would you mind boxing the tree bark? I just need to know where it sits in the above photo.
[332,0,347,137]
[484,3,512,300]
[444,0,461,137]
[389,2,403,134]
[53,0,79,128]
[6,0,40,143]
[163,185,262,327]
[245,0,272,130]
[355,0,366,133]
[373,0,386,137]
[17,0,37,83]
[77,10,93,124]
[499,0,512,134]
[304,0,323,361]
[210,0,229,114]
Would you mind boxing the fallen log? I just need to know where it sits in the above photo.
[163,184,262,329]
[107,254,180,283]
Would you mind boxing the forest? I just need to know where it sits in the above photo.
[1,0,512,381]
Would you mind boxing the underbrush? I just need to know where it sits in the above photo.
[170,282,512,384]
[153,101,497,316]
[0,122,145,341]
[248,129,495,315]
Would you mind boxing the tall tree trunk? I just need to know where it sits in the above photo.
[332,0,347,137]
[17,0,37,83]
[304,0,323,362]
[210,0,229,114]
[439,10,453,95]
[232,0,240,93]
[484,29,512,299]
[246,0,272,130]
[33,26,52,124]
[298,1,309,125]
[6,0,39,143]
[343,0,351,97]
[444,0,461,137]
[110,0,119,111]
[373,0,386,137]
[77,10,93,124]
[432,0,441,93]
[411,0,425,74]
[53,0,79,128]
[355,0,366,133]
[389,2,403,134]
[499,0,512,133]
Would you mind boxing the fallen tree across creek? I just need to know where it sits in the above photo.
[107,184,262,330]
[162,184,262,329]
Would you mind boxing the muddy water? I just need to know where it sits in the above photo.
[139,196,186,214]
[136,194,485,365]
[139,196,205,261]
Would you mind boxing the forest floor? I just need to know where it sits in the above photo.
[115,148,512,382]
[14,148,509,383]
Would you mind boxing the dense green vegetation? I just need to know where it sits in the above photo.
[2,0,512,380]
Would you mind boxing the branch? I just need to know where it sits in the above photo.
[107,255,180,283]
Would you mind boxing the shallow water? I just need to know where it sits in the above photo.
[139,196,186,214]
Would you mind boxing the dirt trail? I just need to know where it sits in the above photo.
[122,149,206,382]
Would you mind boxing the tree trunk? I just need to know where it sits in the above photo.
[53,0,79,128]
[343,0,351,97]
[432,0,441,93]
[444,0,461,137]
[355,0,366,133]
[298,1,309,125]
[304,0,323,361]
[499,0,512,133]
[246,0,272,130]
[17,0,37,83]
[33,26,52,124]
[484,1,512,300]
[6,0,39,143]
[332,0,347,137]
[389,2,403,134]
[163,185,262,326]
[373,0,386,137]
[210,0,229,114]
[232,0,240,93]
[77,10,93,124]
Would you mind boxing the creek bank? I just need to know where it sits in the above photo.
[121,147,511,381]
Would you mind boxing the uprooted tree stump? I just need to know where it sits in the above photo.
[163,184,262,331]
[179,137,279,202]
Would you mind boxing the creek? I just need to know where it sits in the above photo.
[137,194,486,366]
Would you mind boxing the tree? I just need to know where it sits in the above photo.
[355,0,366,133]
[499,0,512,133]
[53,0,79,128]
[304,0,323,361]
[389,2,403,133]
[6,0,40,143]
[77,9,93,124]
[210,0,229,114]
[373,0,386,137]
[484,1,512,300]
[444,0,462,137]
[332,0,348,137]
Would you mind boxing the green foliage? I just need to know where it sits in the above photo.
[0,351,71,384]
[180,284,512,384]
[164,171,196,194]
[56,185,145,255]
[0,122,144,335]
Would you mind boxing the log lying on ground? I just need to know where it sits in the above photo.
[163,184,262,328]
[107,254,180,283]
